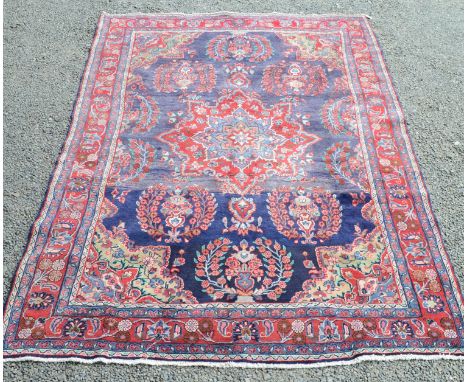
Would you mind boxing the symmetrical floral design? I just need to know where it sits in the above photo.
[158,89,320,194]
[222,196,263,235]
[267,186,342,244]
[153,60,216,93]
[136,184,217,243]
[4,14,462,367]
[207,33,273,62]
[224,63,255,88]
[262,61,329,96]
[194,238,294,302]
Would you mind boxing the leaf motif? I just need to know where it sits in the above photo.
[306,322,314,338]
[173,324,182,339]
[379,319,389,335]
[50,318,62,334]
[217,320,230,337]
[263,320,274,337]
[411,319,425,335]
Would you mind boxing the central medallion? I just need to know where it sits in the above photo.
[194,110,287,170]
[158,89,320,194]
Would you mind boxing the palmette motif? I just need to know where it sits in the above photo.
[207,33,273,62]
[261,61,329,96]
[136,184,217,243]
[4,14,462,367]
[267,186,342,244]
[222,196,263,235]
[153,60,216,93]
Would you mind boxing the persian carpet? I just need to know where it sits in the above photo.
[4,12,463,367]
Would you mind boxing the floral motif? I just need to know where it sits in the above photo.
[222,196,262,235]
[154,60,216,93]
[422,295,445,313]
[183,332,199,343]
[147,320,171,341]
[391,321,414,339]
[185,319,199,333]
[318,320,340,342]
[131,32,200,69]
[28,292,55,310]
[440,317,455,329]
[232,321,260,342]
[224,63,255,88]
[207,33,273,62]
[262,61,328,96]
[118,319,132,331]
[4,16,463,366]
[31,327,45,340]
[278,32,345,70]
[67,177,90,193]
[291,320,305,333]
[108,139,155,187]
[405,241,427,257]
[136,184,217,243]
[444,329,458,339]
[102,318,118,331]
[158,89,320,194]
[33,259,65,286]
[76,206,197,304]
[114,331,131,342]
[121,78,159,133]
[292,228,403,304]
[63,318,87,338]
[324,141,369,191]
[198,319,214,334]
[18,329,31,339]
[321,96,358,136]
[389,184,408,199]
[277,319,292,335]
[267,186,342,244]
[195,238,293,302]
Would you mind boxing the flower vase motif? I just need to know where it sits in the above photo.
[194,238,294,302]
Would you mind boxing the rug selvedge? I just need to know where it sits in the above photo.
[3,13,463,366]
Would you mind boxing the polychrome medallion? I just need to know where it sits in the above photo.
[4,13,463,367]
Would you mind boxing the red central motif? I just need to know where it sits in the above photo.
[158,89,320,193]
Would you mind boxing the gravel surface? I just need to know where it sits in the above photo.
[3,0,463,381]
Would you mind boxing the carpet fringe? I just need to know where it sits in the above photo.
[3,354,463,369]
[100,11,372,19]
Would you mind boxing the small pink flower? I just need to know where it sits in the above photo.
[291,320,305,333]
[185,319,199,333]
[118,319,132,332]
